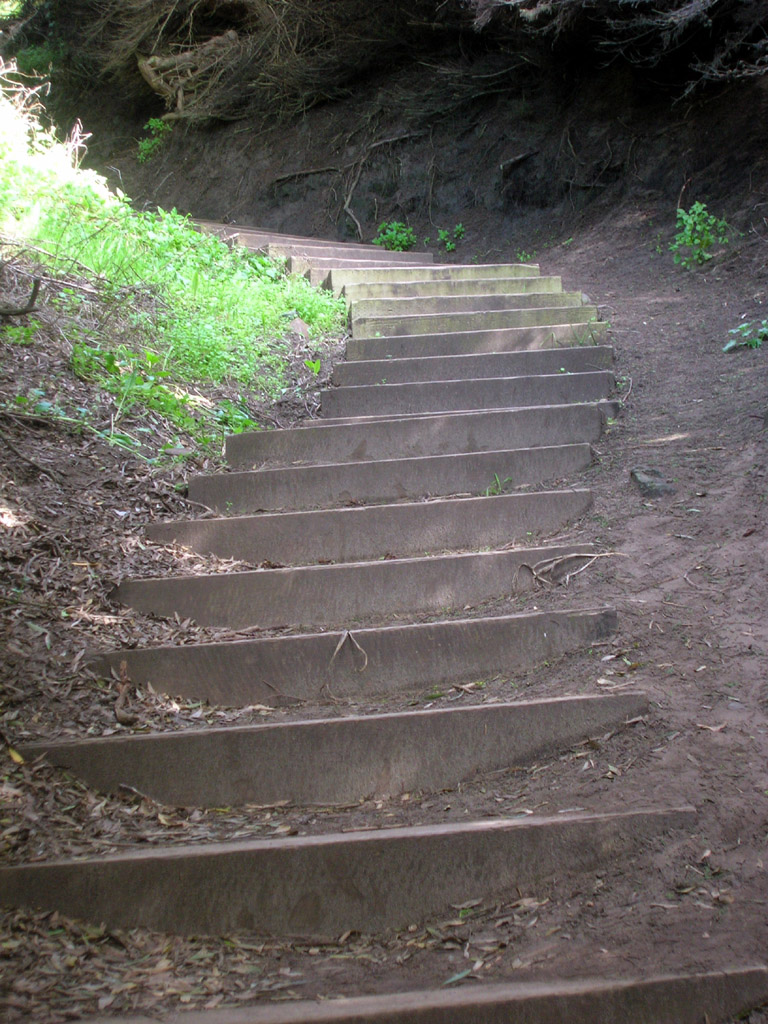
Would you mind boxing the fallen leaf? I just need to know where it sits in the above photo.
[442,967,473,986]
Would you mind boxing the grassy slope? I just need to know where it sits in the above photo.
[0,68,346,459]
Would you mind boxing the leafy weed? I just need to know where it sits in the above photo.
[669,202,730,268]
[723,320,767,352]
[372,221,415,251]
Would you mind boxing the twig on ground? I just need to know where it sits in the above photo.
[683,572,708,590]
[517,551,627,588]
[272,164,342,185]
[329,629,369,672]
[0,425,67,484]
[0,237,98,278]
[115,660,139,726]
[0,277,40,316]
[259,679,306,705]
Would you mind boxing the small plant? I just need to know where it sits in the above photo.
[437,228,453,251]
[669,202,730,268]
[485,473,514,496]
[515,249,536,263]
[1,318,39,345]
[14,42,62,77]
[372,221,415,252]
[137,118,173,163]
[432,224,465,253]
[303,358,321,375]
[214,399,260,434]
[723,320,768,352]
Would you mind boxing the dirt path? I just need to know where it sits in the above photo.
[1,205,767,1020]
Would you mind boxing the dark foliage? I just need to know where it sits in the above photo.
[3,0,767,121]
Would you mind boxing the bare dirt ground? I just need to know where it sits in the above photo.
[1,199,768,1020]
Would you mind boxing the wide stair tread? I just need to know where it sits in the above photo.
[22,693,646,807]
[98,608,619,706]
[115,543,596,630]
[332,344,614,385]
[224,402,604,468]
[83,969,768,1024]
[340,274,562,301]
[188,443,593,513]
[321,370,614,418]
[0,807,694,936]
[144,489,593,565]
[347,321,607,359]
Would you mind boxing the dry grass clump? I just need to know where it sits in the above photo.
[60,0,471,123]
[6,0,767,124]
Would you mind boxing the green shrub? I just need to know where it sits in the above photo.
[137,118,173,163]
[372,221,415,251]
[14,42,62,77]
[669,202,730,268]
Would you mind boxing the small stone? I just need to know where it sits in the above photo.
[289,317,311,339]
[630,468,676,497]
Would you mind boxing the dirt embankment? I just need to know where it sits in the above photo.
[6,0,768,251]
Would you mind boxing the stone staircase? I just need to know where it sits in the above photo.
[3,228,766,1022]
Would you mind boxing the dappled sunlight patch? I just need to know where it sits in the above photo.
[0,502,27,529]
[637,433,691,445]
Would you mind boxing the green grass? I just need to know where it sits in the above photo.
[0,68,346,401]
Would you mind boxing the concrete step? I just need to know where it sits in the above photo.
[349,291,583,322]
[294,398,619,430]
[321,370,614,419]
[225,403,603,469]
[116,543,595,629]
[23,692,646,807]
[87,969,768,1024]
[352,305,599,340]
[195,221,434,262]
[190,443,593,513]
[288,256,434,287]
[0,806,695,936]
[330,263,541,287]
[333,345,614,386]
[97,608,618,705]
[266,242,433,264]
[347,322,607,359]
[196,219,380,248]
[342,275,562,302]
[145,489,592,565]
